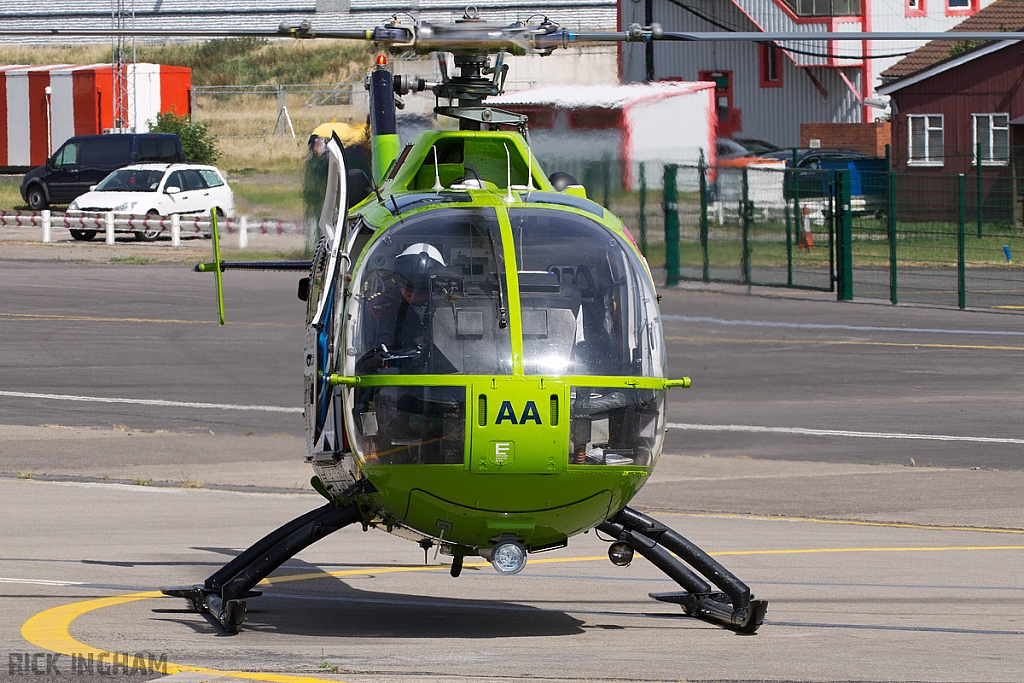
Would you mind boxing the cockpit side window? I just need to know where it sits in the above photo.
[507,208,666,378]
[344,208,512,376]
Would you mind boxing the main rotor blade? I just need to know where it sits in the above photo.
[0,26,375,40]
[6,25,1024,45]
[655,31,1024,42]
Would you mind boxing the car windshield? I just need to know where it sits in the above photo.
[94,169,164,193]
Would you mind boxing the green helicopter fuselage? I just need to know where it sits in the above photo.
[310,129,674,559]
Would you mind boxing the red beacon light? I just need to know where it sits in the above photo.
[376,54,387,67]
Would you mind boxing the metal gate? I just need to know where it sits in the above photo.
[662,163,838,293]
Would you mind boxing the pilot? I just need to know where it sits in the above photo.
[356,242,447,374]
[355,243,460,464]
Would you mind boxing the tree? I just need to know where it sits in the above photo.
[149,111,220,165]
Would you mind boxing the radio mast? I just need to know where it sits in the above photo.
[111,0,136,132]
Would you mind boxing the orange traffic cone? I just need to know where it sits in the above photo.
[798,205,814,250]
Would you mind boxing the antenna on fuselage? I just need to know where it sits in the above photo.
[503,144,514,204]
[431,145,443,192]
[526,142,535,191]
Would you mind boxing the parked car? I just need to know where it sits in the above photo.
[759,147,867,168]
[759,149,887,201]
[715,137,753,161]
[67,163,235,241]
[20,133,185,210]
[715,137,788,170]
[733,138,780,155]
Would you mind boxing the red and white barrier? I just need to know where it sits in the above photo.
[0,210,302,247]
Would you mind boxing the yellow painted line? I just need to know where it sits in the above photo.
[22,543,1024,681]
[711,545,1024,556]
[665,334,1024,352]
[0,312,287,327]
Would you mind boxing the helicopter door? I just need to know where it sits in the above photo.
[304,240,344,455]
[304,138,350,456]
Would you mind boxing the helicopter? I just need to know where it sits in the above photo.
[157,10,771,636]
[23,10,1021,637]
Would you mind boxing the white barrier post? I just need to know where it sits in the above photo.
[171,214,181,247]
[239,215,249,249]
[105,212,115,244]
[41,210,51,243]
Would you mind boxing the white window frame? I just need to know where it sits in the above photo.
[972,113,1010,166]
[907,114,944,167]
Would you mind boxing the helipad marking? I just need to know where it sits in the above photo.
[21,592,343,683]
[0,577,87,587]
[662,315,1024,337]
[666,334,1024,352]
[0,390,302,414]
[0,312,287,327]
[668,422,1024,445]
[21,544,1024,681]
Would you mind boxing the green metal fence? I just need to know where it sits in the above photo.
[583,156,1024,312]
[861,165,1024,311]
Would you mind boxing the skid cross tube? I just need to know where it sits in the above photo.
[162,501,361,632]
[597,506,767,634]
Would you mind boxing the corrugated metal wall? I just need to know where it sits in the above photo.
[0,64,191,167]
[620,0,862,148]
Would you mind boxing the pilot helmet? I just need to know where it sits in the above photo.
[394,243,446,295]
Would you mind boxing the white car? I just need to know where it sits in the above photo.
[68,163,236,241]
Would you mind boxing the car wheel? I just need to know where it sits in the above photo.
[26,185,47,211]
[69,229,97,241]
[134,211,163,242]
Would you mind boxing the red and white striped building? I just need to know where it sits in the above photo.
[0,63,191,169]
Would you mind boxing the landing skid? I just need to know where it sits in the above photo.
[597,506,767,634]
[162,502,361,632]
[163,502,764,634]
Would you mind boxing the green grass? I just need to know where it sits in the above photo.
[0,39,375,88]
[136,39,375,87]
[109,256,158,265]
[231,177,305,217]
[217,248,310,261]
[852,233,1023,267]
[0,177,25,210]
[636,215,1023,272]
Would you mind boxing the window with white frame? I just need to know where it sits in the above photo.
[973,113,1009,165]
[908,114,944,166]
[946,0,973,11]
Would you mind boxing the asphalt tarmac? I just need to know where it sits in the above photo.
[1,231,1022,682]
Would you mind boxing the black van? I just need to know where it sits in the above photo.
[20,133,186,210]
